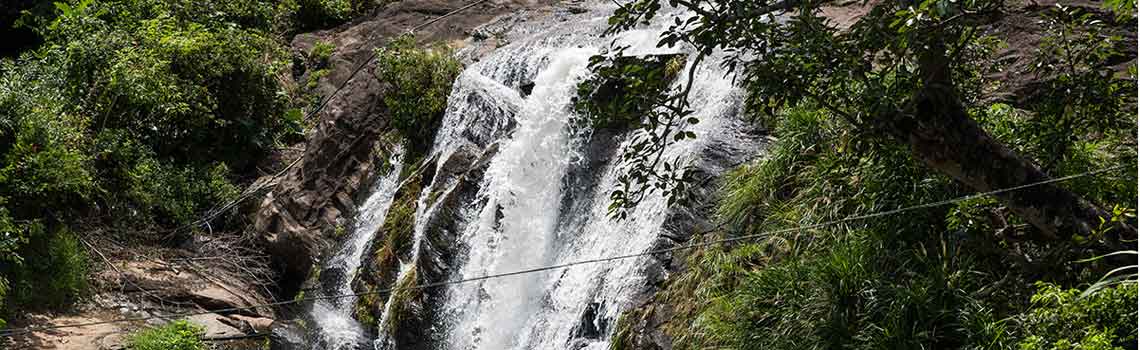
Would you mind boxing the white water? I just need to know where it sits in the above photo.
[421,4,754,350]
[308,145,405,350]
[311,3,762,349]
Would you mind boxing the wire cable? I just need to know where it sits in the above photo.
[0,164,1126,338]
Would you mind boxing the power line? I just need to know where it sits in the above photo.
[0,164,1126,338]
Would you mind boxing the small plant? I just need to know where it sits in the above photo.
[127,320,206,350]
[310,40,336,66]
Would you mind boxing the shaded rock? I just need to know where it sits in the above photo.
[519,81,535,97]
[571,302,608,340]
[269,320,307,350]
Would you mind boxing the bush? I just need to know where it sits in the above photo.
[288,0,353,30]
[128,320,206,350]
[374,34,461,154]
[572,53,685,130]
[1014,283,1138,350]
[7,227,87,310]
[0,0,304,320]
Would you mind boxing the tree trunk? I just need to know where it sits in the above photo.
[882,42,1136,243]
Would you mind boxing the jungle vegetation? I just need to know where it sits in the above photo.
[598,0,1138,348]
[0,0,372,327]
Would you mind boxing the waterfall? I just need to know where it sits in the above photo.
[311,2,763,349]
[307,145,405,350]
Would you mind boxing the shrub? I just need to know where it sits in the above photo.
[0,0,303,319]
[128,320,206,350]
[1014,283,1138,350]
[374,34,461,154]
[572,53,685,130]
[289,0,353,30]
[7,227,87,310]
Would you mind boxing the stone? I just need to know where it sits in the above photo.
[268,320,307,350]
[228,315,276,334]
[519,81,536,97]
[187,314,245,339]
[570,302,608,339]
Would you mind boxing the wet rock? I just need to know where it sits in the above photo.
[258,0,539,300]
[571,302,608,339]
[268,320,306,350]
[519,81,535,97]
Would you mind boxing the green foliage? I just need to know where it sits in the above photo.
[127,320,206,350]
[599,0,1008,217]
[374,35,461,154]
[7,227,87,310]
[571,51,699,219]
[597,1,1138,349]
[1026,5,1134,171]
[572,53,685,130]
[1014,283,1137,350]
[1102,0,1137,21]
[290,0,352,30]
[310,40,336,66]
[627,100,1136,350]
[0,0,312,320]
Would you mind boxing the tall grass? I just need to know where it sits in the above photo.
[627,103,1138,350]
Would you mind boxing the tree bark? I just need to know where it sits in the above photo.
[882,42,1137,243]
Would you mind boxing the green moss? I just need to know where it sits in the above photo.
[382,266,421,336]
[353,159,424,327]
[354,283,380,327]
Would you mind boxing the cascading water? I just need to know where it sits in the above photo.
[307,146,405,350]
[310,2,763,349]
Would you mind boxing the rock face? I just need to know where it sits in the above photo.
[254,0,546,296]
[269,320,307,350]
[351,142,501,347]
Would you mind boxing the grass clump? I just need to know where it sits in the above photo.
[127,320,205,350]
[353,159,421,326]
